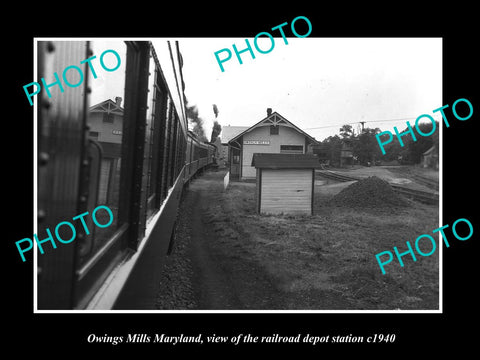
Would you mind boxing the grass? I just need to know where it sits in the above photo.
[208,179,439,310]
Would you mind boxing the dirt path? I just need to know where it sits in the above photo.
[156,169,286,310]
[188,185,244,309]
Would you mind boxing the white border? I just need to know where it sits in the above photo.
[33,37,39,310]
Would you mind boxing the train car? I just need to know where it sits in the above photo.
[184,130,217,182]
[35,39,213,310]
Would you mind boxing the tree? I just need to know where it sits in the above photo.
[379,121,439,164]
[339,124,354,140]
[322,135,343,166]
[353,127,382,164]
[406,122,436,163]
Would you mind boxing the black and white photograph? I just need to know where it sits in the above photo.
[7,7,478,355]
[32,37,442,312]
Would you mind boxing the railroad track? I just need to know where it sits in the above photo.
[410,173,439,191]
[316,169,439,205]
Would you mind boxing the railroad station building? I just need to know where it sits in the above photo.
[219,125,248,167]
[227,108,320,180]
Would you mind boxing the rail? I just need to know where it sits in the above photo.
[316,168,439,205]
[409,173,439,191]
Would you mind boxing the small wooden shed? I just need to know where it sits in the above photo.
[251,153,321,215]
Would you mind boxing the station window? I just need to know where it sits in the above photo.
[270,125,279,135]
[280,145,303,154]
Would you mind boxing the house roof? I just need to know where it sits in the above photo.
[422,146,436,156]
[251,153,321,169]
[220,126,249,144]
[228,111,319,145]
[89,98,123,115]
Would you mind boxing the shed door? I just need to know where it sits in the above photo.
[260,169,312,215]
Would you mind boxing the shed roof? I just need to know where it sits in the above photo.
[251,153,321,169]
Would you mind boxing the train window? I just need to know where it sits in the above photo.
[176,128,185,178]
[169,112,179,187]
[165,101,176,189]
[143,50,155,220]
[77,40,129,283]
[73,41,156,308]
[145,48,168,219]
[159,99,168,201]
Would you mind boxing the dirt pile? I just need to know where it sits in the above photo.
[328,176,409,208]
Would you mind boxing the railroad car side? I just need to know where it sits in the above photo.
[36,40,190,310]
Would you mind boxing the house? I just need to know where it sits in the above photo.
[87,97,124,204]
[340,142,354,167]
[88,97,124,147]
[227,108,319,180]
[422,146,439,169]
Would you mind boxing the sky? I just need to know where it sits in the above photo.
[89,40,127,106]
[176,37,442,142]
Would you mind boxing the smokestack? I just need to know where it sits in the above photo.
[267,108,272,116]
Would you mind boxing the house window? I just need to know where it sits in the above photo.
[270,125,279,135]
[103,112,114,123]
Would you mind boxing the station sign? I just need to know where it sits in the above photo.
[244,140,270,145]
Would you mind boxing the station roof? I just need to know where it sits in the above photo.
[228,111,319,146]
[220,126,249,144]
[251,153,321,169]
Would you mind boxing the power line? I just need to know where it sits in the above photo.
[304,117,418,130]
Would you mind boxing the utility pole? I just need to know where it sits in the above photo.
[359,121,366,133]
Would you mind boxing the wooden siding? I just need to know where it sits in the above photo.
[259,169,313,215]
[242,125,306,178]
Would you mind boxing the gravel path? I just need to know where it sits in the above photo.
[154,191,198,310]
